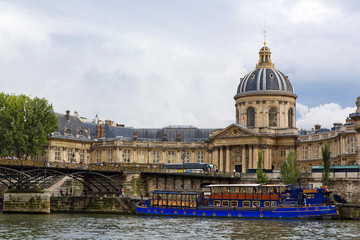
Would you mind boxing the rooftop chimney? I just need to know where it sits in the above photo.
[163,132,168,142]
[66,110,70,120]
[333,122,342,128]
[133,131,138,141]
[176,132,181,142]
[314,124,321,133]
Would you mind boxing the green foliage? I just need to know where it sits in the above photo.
[0,93,58,159]
[322,143,331,186]
[256,150,269,184]
[280,152,301,184]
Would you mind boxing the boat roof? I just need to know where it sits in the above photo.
[151,190,199,194]
[204,184,288,188]
[204,184,261,187]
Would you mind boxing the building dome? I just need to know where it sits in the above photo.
[235,43,295,97]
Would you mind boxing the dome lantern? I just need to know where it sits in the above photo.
[256,42,274,69]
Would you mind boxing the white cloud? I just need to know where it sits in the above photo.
[0,0,359,130]
[296,102,356,130]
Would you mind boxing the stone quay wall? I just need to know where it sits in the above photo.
[3,191,51,214]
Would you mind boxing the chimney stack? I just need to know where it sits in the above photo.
[96,125,101,138]
[314,124,321,133]
[133,131,138,141]
[100,125,105,138]
[66,110,70,120]
[176,132,181,142]
[163,132,167,142]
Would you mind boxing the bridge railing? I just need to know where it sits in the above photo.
[0,159,240,177]
[0,158,45,167]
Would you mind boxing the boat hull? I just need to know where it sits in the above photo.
[136,205,338,219]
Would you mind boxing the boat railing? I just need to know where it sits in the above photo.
[211,192,280,201]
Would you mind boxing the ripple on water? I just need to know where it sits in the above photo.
[0,214,360,240]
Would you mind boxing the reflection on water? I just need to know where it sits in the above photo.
[0,213,359,240]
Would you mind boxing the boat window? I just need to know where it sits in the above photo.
[230,200,238,207]
[242,201,250,207]
[222,200,229,207]
[260,188,269,194]
[306,194,314,199]
[240,187,251,193]
[264,201,270,207]
[229,187,239,193]
[214,200,221,207]
[271,201,277,207]
[153,193,158,200]
[252,201,260,207]
[213,186,222,193]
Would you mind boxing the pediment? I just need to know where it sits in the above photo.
[209,124,258,139]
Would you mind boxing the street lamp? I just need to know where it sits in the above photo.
[262,145,266,170]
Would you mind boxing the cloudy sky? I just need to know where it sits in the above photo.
[0,0,359,130]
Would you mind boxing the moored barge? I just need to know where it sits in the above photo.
[136,184,338,219]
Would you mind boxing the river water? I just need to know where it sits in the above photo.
[0,213,359,240]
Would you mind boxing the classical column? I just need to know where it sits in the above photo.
[160,150,166,163]
[268,148,272,169]
[242,146,246,173]
[219,147,224,172]
[214,148,219,169]
[208,151,212,164]
[249,146,253,169]
[253,146,258,168]
[115,147,119,162]
[226,146,231,172]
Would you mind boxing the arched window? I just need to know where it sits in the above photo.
[288,108,293,128]
[269,107,277,127]
[247,107,255,127]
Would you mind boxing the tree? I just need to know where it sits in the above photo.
[322,143,331,186]
[256,150,269,184]
[280,151,301,184]
[0,93,58,159]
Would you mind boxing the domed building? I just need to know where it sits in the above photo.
[207,42,298,173]
[44,40,360,177]
[235,43,297,133]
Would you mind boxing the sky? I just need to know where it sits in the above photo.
[0,0,359,130]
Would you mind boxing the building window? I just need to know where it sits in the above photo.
[269,107,277,127]
[55,147,61,161]
[68,149,75,162]
[197,151,204,163]
[331,142,335,157]
[350,137,356,154]
[288,108,293,128]
[107,149,113,162]
[302,146,308,160]
[80,150,85,163]
[138,150,146,163]
[168,151,175,163]
[153,151,160,163]
[280,147,286,157]
[123,149,131,162]
[184,150,190,163]
[313,145,319,159]
[96,150,101,163]
[247,107,255,127]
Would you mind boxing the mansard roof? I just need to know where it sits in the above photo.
[53,112,218,142]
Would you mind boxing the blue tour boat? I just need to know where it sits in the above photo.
[136,184,338,219]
